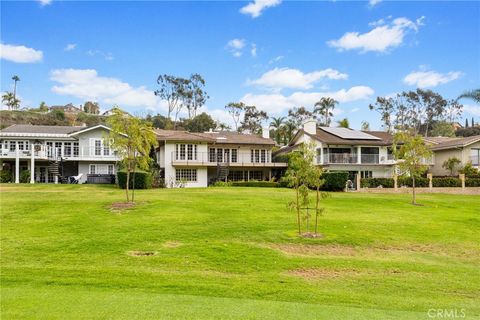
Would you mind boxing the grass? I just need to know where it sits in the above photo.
[1,184,479,319]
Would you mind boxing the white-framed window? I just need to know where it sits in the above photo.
[216,148,223,162]
[250,171,263,180]
[73,142,79,157]
[255,150,260,163]
[89,164,96,174]
[55,142,62,157]
[18,141,24,150]
[209,148,216,162]
[360,171,373,179]
[107,164,114,175]
[103,143,110,156]
[231,149,238,163]
[64,142,72,157]
[224,149,230,163]
[260,150,266,163]
[9,141,15,152]
[187,144,193,160]
[176,144,197,161]
[94,140,102,156]
[175,168,197,182]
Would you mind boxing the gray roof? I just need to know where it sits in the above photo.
[0,124,85,135]
[430,135,480,151]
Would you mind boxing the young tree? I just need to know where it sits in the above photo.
[225,102,244,131]
[239,105,268,134]
[337,118,349,128]
[314,97,337,126]
[442,157,461,176]
[393,132,433,205]
[2,92,20,110]
[361,121,370,131]
[107,108,157,203]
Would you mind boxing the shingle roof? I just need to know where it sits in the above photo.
[154,129,275,145]
[0,124,85,135]
[430,135,480,151]
[303,128,393,146]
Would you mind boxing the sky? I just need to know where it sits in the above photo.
[1,0,479,130]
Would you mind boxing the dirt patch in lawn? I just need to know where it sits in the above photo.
[110,202,136,211]
[271,244,358,257]
[163,241,183,248]
[127,251,157,257]
[287,267,408,281]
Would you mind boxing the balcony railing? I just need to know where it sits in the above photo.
[0,145,119,160]
[171,151,286,167]
[319,153,392,165]
[361,154,380,164]
[322,153,357,164]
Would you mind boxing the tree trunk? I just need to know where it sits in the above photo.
[125,167,130,203]
[412,175,416,205]
[131,159,137,203]
[296,185,301,235]
[315,186,320,235]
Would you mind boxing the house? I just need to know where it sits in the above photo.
[49,103,82,114]
[276,120,396,181]
[0,124,120,184]
[427,135,480,176]
[154,129,288,188]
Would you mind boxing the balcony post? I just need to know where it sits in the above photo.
[15,143,20,183]
[30,143,35,184]
[357,146,361,164]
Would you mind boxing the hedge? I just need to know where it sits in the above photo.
[361,178,394,188]
[432,177,462,187]
[322,172,349,191]
[397,177,429,187]
[466,178,480,187]
[0,170,12,183]
[117,171,152,189]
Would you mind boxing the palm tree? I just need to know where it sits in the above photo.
[314,97,338,126]
[283,120,297,145]
[12,75,20,101]
[457,89,480,103]
[2,92,20,110]
[337,118,349,128]
[269,116,285,145]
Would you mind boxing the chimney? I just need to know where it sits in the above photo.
[262,127,270,139]
[303,119,317,135]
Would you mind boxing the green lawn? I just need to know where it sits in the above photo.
[1,185,479,319]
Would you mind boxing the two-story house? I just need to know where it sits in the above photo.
[0,124,120,184]
[276,120,396,181]
[154,129,287,188]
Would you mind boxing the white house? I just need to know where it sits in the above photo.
[154,129,288,188]
[0,124,120,184]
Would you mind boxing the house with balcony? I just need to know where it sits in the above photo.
[277,120,396,181]
[0,124,120,184]
[154,129,287,188]
[426,135,480,176]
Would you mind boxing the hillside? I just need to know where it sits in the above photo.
[0,110,106,129]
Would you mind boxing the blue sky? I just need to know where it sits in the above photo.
[1,0,479,129]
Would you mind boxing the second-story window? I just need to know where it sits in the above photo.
[103,143,110,156]
[209,148,216,162]
[261,150,266,163]
[176,144,197,160]
[94,140,102,156]
[231,149,238,163]
[64,142,72,157]
[73,142,79,157]
[55,142,62,157]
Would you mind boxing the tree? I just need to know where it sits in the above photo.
[39,101,49,113]
[239,105,268,134]
[12,75,20,101]
[369,96,395,132]
[107,108,157,203]
[2,92,20,110]
[183,112,216,132]
[283,120,297,145]
[361,121,370,131]
[314,97,337,126]
[442,157,461,176]
[457,88,480,104]
[184,74,209,119]
[472,117,475,127]
[287,106,314,127]
[270,116,285,145]
[146,114,172,129]
[430,121,455,137]
[465,118,469,128]
[83,101,100,114]
[225,102,244,131]
[216,122,231,131]
[393,132,432,205]
[337,118,349,128]
[456,126,480,137]
[155,74,189,128]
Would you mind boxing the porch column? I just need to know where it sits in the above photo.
[15,144,20,183]
[247,170,250,181]
[268,169,272,180]
[30,143,35,184]
[357,146,361,164]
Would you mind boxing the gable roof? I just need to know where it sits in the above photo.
[154,129,215,143]
[294,127,393,146]
[68,124,113,136]
[430,135,480,151]
[154,129,275,145]
[0,124,85,137]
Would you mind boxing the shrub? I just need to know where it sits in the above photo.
[0,170,12,183]
[459,162,479,176]
[432,177,461,187]
[117,171,152,189]
[20,170,31,183]
[321,172,349,191]
[361,178,394,188]
[397,177,429,187]
[211,181,233,187]
[466,178,480,187]
[230,181,280,188]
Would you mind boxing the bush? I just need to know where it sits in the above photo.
[230,181,280,188]
[20,170,31,183]
[0,170,12,183]
[211,181,233,187]
[466,178,480,187]
[117,171,152,189]
[361,178,395,188]
[432,177,462,187]
[397,177,429,187]
[321,172,349,191]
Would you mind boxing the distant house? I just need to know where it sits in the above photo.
[427,135,480,175]
[49,103,82,114]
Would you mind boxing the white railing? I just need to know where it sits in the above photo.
[319,153,393,165]
[1,145,118,160]
[171,151,281,166]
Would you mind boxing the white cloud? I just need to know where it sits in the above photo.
[0,43,43,63]
[38,0,52,6]
[268,55,284,64]
[240,86,374,114]
[251,43,257,57]
[50,69,161,110]
[240,0,281,18]
[368,0,382,7]
[403,69,463,88]
[226,38,246,57]
[248,67,348,90]
[87,49,114,61]
[328,16,424,53]
[64,43,77,51]
[463,104,480,117]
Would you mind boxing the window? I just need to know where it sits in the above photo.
[216,148,223,162]
[18,141,24,151]
[231,149,238,163]
[180,144,186,160]
[25,141,29,151]
[255,150,260,163]
[55,142,62,157]
[209,148,216,162]
[471,149,480,166]
[46,142,53,157]
[64,142,72,157]
[108,164,114,175]
[251,150,254,163]
[103,142,110,156]
[89,164,96,174]
[360,171,373,179]
[9,141,15,152]
[250,171,263,180]
[73,142,79,157]
[94,140,102,156]
[228,170,244,181]
[261,150,266,163]
[224,149,230,163]
[187,144,193,160]
[175,168,197,182]
[176,144,197,161]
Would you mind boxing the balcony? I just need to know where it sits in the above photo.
[0,145,119,161]
[320,153,394,165]
[171,151,287,167]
